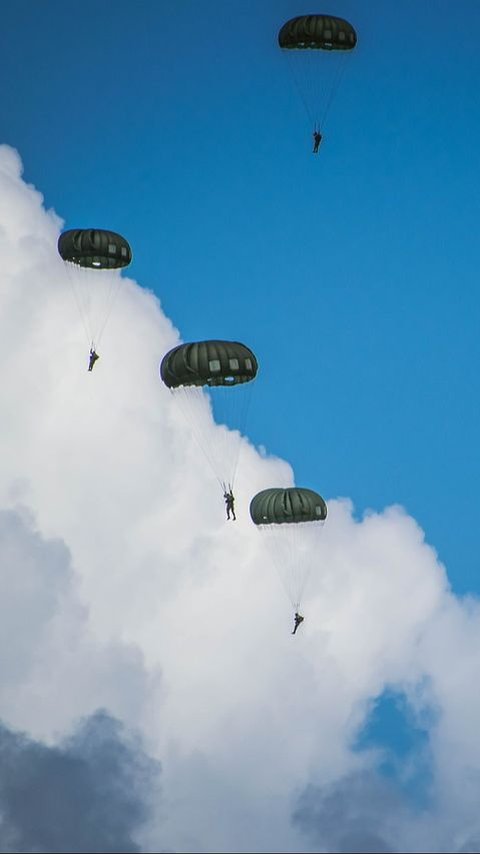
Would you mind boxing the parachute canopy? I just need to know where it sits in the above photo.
[160,340,258,389]
[250,487,327,526]
[278,14,357,51]
[58,229,132,270]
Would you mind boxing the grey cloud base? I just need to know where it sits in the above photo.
[0,711,161,854]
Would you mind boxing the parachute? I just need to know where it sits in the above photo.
[58,228,132,351]
[250,487,327,609]
[160,340,258,492]
[278,14,357,132]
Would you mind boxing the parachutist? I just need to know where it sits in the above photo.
[279,15,356,142]
[313,130,322,153]
[88,348,99,372]
[292,612,304,635]
[224,489,236,521]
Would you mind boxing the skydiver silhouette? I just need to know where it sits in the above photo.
[292,612,304,634]
[88,348,99,372]
[224,489,236,521]
[312,130,322,153]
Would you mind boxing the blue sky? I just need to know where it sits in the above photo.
[3,0,478,592]
[1,3,480,852]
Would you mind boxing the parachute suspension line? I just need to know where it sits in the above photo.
[170,386,222,487]
[296,519,324,608]
[64,262,93,348]
[291,520,303,608]
[217,476,226,493]
[290,47,330,132]
[85,268,120,349]
[209,384,237,489]
[64,264,126,351]
[204,378,255,491]
[284,48,352,134]
[265,523,301,608]
[92,275,117,346]
[307,48,324,130]
[285,49,315,129]
[93,269,126,348]
[261,519,325,610]
[170,386,245,493]
[221,480,234,498]
[219,378,255,491]
[318,52,349,131]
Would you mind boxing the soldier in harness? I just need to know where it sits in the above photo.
[224,488,236,521]
[88,348,99,372]
[312,130,322,153]
[292,612,304,634]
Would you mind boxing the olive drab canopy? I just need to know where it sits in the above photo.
[250,487,327,609]
[160,340,258,492]
[58,229,132,269]
[278,15,357,51]
[160,340,258,388]
[278,13,357,132]
[249,487,327,525]
[58,228,132,349]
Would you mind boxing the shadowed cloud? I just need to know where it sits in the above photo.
[0,710,161,853]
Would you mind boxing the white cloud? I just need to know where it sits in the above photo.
[1,144,480,853]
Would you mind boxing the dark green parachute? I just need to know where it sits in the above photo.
[58,228,132,349]
[58,229,132,270]
[160,340,258,492]
[278,13,357,132]
[160,341,258,389]
[250,486,327,609]
[278,15,357,51]
[250,487,327,525]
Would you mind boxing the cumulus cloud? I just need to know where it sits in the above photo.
[0,501,160,744]
[293,771,402,853]
[1,143,480,853]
